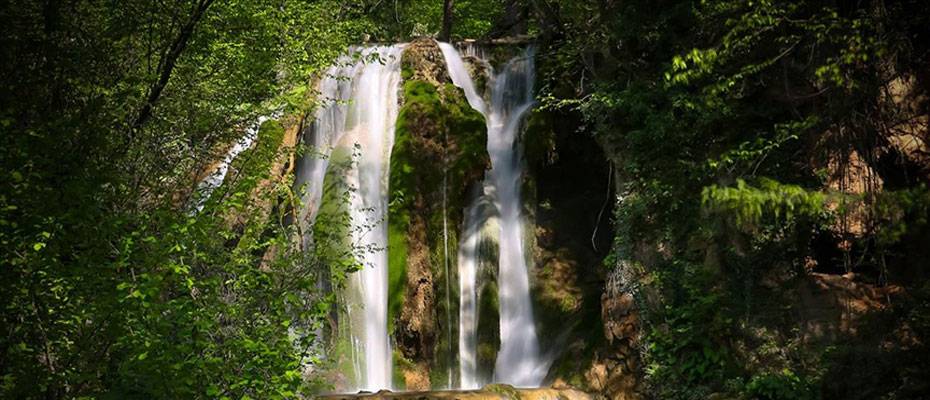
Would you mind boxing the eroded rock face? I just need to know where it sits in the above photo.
[589,265,643,400]
[796,272,904,342]
[394,210,437,390]
[402,39,451,87]
[220,119,295,227]
[521,97,641,397]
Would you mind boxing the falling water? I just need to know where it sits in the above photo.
[456,185,486,389]
[439,43,546,387]
[296,45,404,391]
[293,60,353,230]
[192,116,267,212]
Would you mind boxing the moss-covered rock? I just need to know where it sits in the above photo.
[389,38,490,389]
[401,38,450,87]
[212,118,304,261]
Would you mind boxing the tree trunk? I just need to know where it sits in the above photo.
[440,0,454,42]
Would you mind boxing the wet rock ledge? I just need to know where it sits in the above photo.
[318,384,592,400]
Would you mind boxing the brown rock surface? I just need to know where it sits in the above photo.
[318,385,592,400]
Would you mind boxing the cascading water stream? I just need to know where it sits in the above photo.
[294,52,366,231]
[439,42,546,388]
[455,186,486,389]
[192,116,268,212]
[295,45,404,391]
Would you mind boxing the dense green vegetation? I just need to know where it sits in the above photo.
[3,0,929,398]
[531,0,930,398]
[0,1,372,397]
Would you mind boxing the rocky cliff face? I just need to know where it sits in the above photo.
[520,104,643,399]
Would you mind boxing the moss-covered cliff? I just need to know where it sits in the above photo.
[389,38,489,390]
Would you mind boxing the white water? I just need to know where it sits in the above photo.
[294,62,353,230]
[439,43,546,387]
[297,45,404,391]
[192,116,267,212]
[456,186,486,389]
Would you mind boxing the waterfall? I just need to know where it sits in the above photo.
[456,186,485,389]
[293,41,544,391]
[296,45,404,391]
[439,43,546,388]
[192,116,267,212]
[293,61,352,230]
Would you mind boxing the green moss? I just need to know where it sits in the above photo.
[521,110,557,174]
[387,218,408,332]
[402,80,443,111]
[429,220,459,385]
[220,119,288,252]
[213,119,286,209]
[388,73,490,387]
[428,363,449,389]
[401,65,414,81]
[483,383,519,400]
[476,277,500,383]
[387,80,438,334]
[440,83,488,193]
[332,322,358,388]
[314,146,359,286]
[392,350,414,390]
[391,79,443,197]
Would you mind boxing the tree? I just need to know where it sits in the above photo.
[0,0,371,397]
[441,0,454,41]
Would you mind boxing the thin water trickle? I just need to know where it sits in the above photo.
[193,116,268,212]
[455,185,487,389]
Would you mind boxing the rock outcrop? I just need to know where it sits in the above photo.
[318,385,592,400]
[389,38,489,389]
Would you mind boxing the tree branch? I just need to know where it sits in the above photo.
[128,0,215,143]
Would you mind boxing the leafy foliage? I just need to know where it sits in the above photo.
[531,0,930,397]
[745,369,816,400]
[0,0,371,397]
[703,178,827,229]
[3,0,929,397]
